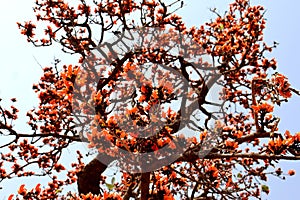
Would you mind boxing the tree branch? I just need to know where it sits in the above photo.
[77,154,114,195]
[140,172,151,200]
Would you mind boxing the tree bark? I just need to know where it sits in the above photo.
[140,172,151,200]
[77,154,114,195]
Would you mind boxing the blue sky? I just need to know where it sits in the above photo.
[0,0,299,199]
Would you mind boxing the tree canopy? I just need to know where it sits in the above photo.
[1,0,300,199]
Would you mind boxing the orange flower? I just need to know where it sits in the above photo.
[8,194,14,200]
[35,183,41,194]
[284,130,292,138]
[124,61,136,72]
[169,141,176,149]
[226,177,233,187]
[127,107,138,115]
[272,73,292,98]
[288,169,296,176]
[271,136,282,147]
[252,102,273,113]
[138,95,146,102]
[152,89,159,99]
[18,184,27,195]
[282,137,293,146]
[164,193,175,200]
[234,130,243,138]
[141,85,148,93]
[267,135,293,153]
[294,132,300,142]
[206,164,218,178]
[152,144,159,151]
[265,113,272,121]
[19,21,36,37]
[225,140,238,149]
[199,130,207,140]
[82,192,101,200]
[165,126,173,134]
[157,138,164,147]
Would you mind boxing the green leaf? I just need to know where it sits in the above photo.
[219,24,224,30]
[106,183,114,191]
[237,173,242,178]
[55,189,63,194]
[261,185,270,194]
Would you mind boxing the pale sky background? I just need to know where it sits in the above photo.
[0,0,299,199]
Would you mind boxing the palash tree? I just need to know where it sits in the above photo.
[1,0,300,199]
